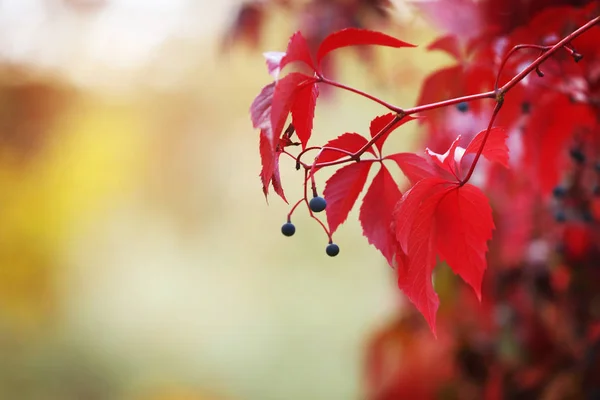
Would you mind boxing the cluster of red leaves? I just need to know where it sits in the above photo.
[363,1,600,399]
[248,0,600,397]
[250,23,518,335]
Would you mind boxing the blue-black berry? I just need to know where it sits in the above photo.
[583,209,594,222]
[309,196,327,213]
[552,185,567,198]
[457,102,469,112]
[281,222,296,237]
[569,148,585,164]
[326,243,340,257]
[555,210,567,223]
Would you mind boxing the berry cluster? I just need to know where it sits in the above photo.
[280,195,340,257]
[551,145,598,224]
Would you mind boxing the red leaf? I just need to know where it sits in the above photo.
[259,128,276,195]
[393,176,495,333]
[369,113,416,154]
[270,149,287,203]
[270,72,315,147]
[280,31,317,72]
[385,152,436,185]
[359,165,403,265]
[394,177,448,254]
[522,93,596,195]
[427,34,462,61]
[250,82,275,130]
[396,186,451,335]
[316,28,415,67]
[324,162,372,234]
[317,132,376,165]
[263,52,285,78]
[435,184,494,300]
[426,135,463,179]
[291,82,319,149]
[464,127,509,168]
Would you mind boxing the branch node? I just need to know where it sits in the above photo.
[536,66,545,77]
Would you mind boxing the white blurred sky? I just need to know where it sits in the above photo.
[0,0,235,89]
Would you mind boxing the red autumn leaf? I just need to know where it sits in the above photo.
[280,31,317,73]
[394,177,448,254]
[522,92,596,195]
[359,165,403,265]
[394,178,495,333]
[263,52,285,78]
[396,183,452,335]
[317,132,376,165]
[427,34,463,61]
[426,135,463,179]
[324,162,372,234]
[291,82,319,149]
[316,28,415,68]
[259,127,275,193]
[434,183,495,300]
[369,113,416,154]
[250,82,275,130]
[270,72,315,148]
[464,127,509,168]
[384,152,436,185]
[270,147,287,203]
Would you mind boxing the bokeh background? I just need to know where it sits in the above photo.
[0,1,451,399]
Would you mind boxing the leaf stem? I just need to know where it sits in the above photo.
[319,76,403,113]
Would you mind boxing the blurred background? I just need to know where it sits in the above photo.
[0,1,449,399]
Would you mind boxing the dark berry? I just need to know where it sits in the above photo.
[457,102,469,112]
[309,196,327,213]
[594,184,600,196]
[552,185,567,198]
[555,210,567,223]
[595,162,600,173]
[326,243,340,257]
[569,148,585,164]
[521,102,531,114]
[583,209,594,222]
[281,222,296,237]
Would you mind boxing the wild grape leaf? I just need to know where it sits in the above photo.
[396,183,452,336]
[384,153,436,185]
[522,93,596,195]
[427,34,462,61]
[394,179,494,334]
[258,127,287,202]
[369,113,416,154]
[434,183,494,300]
[270,146,287,203]
[464,127,509,168]
[317,132,376,165]
[392,124,507,333]
[291,82,319,149]
[316,28,415,68]
[324,162,372,234]
[360,165,403,265]
[426,135,463,179]
[280,31,317,73]
[394,177,448,254]
[250,82,275,130]
[263,52,285,78]
[270,72,316,149]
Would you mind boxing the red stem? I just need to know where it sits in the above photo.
[460,101,503,185]
[500,16,600,94]
[319,76,403,113]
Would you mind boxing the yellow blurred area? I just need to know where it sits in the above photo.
[0,1,447,399]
